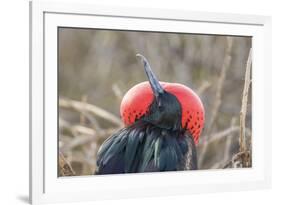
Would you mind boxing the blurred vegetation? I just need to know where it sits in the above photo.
[58,28,252,176]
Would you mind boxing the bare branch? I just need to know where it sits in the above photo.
[112,83,123,101]
[59,151,75,176]
[223,118,236,162]
[198,126,251,147]
[59,97,123,127]
[196,81,211,96]
[239,48,252,153]
[223,151,251,168]
[198,37,233,168]
[223,48,252,169]
[210,118,236,169]
[80,95,88,125]
[60,124,118,151]
[207,37,233,134]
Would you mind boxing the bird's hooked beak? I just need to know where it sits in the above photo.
[136,54,164,99]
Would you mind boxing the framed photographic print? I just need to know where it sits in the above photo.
[30,1,272,204]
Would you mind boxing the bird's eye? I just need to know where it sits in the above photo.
[158,105,164,112]
[156,99,164,112]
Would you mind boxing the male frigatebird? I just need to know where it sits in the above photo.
[95,54,205,174]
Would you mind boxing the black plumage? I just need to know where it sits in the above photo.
[95,121,197,174]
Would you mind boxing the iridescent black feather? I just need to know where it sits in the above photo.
[95,121,197,174]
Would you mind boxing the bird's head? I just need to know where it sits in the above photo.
[120,54,205,144]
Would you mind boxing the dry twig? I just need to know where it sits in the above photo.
[198,126,251,147]
[223,118,236,162]
[236,48,252,167]
[198,37,233,167]
[222,48,252,169]
[112,83,123,101]
[59,151,75,176]
[80,95,88,125]
[207,37,233,133]
[239,48,252,153]
[196,81,211,96]
[59,97,123,126]
[210,118,236,169]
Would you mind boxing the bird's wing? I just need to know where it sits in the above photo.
[95,130,126,175]
[95,127,145,175]
[95,123,198,174]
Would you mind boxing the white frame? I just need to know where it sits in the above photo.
[30,1,272,204]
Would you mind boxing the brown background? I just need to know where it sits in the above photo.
[58,28,252,176]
